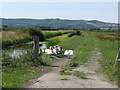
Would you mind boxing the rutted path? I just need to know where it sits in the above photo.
[26,48,117,88]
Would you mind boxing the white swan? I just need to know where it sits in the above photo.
[40,44,47,53]
[45,49,53,55]
[64,50,73,59]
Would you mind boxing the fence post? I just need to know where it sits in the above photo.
[114,48,120,87]
[33,35,39,59]
[118,58,120,88]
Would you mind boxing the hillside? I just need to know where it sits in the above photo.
[1,18,118,29]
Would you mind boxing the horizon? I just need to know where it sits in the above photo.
[1,2,118,23]
[2,17,117,24]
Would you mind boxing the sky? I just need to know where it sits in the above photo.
[1,0,119,23]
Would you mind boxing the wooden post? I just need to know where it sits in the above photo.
[114,48,120,87]
[118,58,120,88]
[33,35,39,59]
[114,48,120,67]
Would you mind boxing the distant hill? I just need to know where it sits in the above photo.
[1,18,118,30]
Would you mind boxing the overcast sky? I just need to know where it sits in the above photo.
[1,1,119,23]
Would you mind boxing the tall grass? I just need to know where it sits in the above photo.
[44,31,72,39]
[2,31,32,48]
[59,31,95,68]
[97,37,118,81]
[90,31,119,83]
[2,31,73,48]
[47,38,60,47]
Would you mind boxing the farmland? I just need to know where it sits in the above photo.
[2,29,119,88]
[2,30,73,49]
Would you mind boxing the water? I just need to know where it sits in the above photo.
[7,44,47,58]
[5,44,31,58]
[9,49,27,58]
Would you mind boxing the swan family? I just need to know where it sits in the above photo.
[40,44,73,58]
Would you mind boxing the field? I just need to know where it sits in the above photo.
[2,30,119,88]
[1,30,73,48]
[89,31,118,80]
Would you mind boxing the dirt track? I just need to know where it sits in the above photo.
[26,48,117,88]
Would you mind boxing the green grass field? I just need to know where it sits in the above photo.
[92,31,118,81]
[2,30,119,88]
[2,30,73,48]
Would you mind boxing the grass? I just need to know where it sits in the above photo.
[2,32,71,88]
[3,30,119,88]
[61,78,69,80]
[89,31,119,82]
[60,70,88,79]
[60,71,72,75]
[2,31,32,49]
[59,31,95,68]
[73,71,88,79]
[2,48,51,88]
[97,38,118,80]
[2,66,45,88]
[59,31,119,82]
[2,30,73,48]
[3,27,19,31]
[47,38,60,47]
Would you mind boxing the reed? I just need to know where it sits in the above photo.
[2,31,73,48]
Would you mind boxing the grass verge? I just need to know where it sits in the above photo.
[89,31,119,83]
[59,31,96,69]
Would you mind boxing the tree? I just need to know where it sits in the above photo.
[27,27,44,59]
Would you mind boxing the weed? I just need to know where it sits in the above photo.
[61,78,69,80]
[73,71,88,79]
[60,71,72,75]
[90,31,119,81]
[47,38,60,47]
[69,60,79,67]
[2,30,72,48]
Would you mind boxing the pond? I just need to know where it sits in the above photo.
[9,49,27,58]
[4,44,47,58]
[3,44,32,58]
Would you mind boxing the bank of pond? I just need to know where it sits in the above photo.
[2,30,73,49]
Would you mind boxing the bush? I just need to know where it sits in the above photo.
[44,31,73,39]
[2,49,45,69]
[2,30,73,48]
[68,30,82,37]
[44,32,63,39]
[47,38,60,47]
[2,32,32,49]
[27,27,45,41]
[76,30,82,35]
[69,60,79,67]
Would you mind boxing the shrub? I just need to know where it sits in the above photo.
[2,49,45,69]
[2,30,72,48]
[44,32,63,39]
[76,30,82,35]
[47,38,60,47]
[73,71,88,79]
[60,71,72,75]
[61,78,69,80]
[27,27,45,41]
[2,32,32,49]
[68,30,82,37]
[69,60,79,67]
